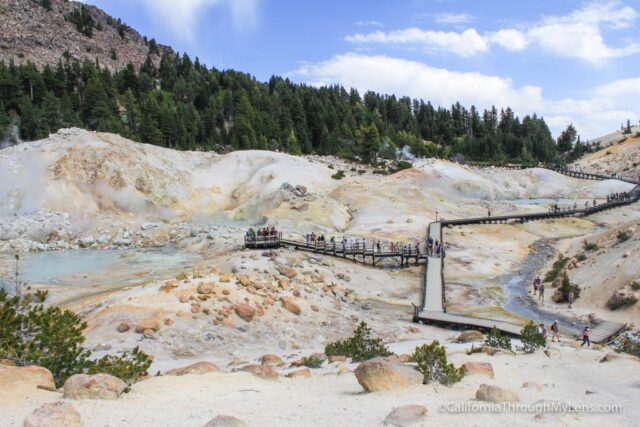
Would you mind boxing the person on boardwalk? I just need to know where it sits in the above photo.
[581,326,590,347]
[538,283,545,303]
[567,288,575,309]
[487,208,491,217]
[376,241,381,253]
[341,237,347,256]
[550,320,560,342]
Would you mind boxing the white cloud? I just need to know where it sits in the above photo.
[346,28,488,57]
[344,1,640,63]
[434,13,474,25]
[356,20,383,27]
[289,53,640,138]
[139,0,260,41]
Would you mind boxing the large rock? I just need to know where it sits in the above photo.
[476,384,519,403]
[0,364,55,390]
[281,297,301,315]
[383,405,427,426]
[166,361,222,376]
[354,358,423,392]
[239,364,279,380]
[63,373,127,400]
[135,318,160,333]
[286,368,311,378]
[197,282,216,294]
[461,362,494,378]
[23,402,83,427]
[203,415,247,427]
[116,321,130,333]
[79,235,95,248]
[276,265,297,279]
[234,303,256,322]
[455,330,485,343]
[260,354,283,366]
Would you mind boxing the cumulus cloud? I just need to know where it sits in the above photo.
[140,0,260,41]
[344,1,640,63]
[289,53,639,138]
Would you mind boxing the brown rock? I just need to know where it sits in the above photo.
[277,265,297,279]
[23,402,83,427]
[197,282,216,294]
[522,381,542,391]
[179,291,190,303]
[462,362,494,378]
[239,364,279,380]
[260,354,283,366]
[286,368,311,378]
[191,303,201,314]
[238,276,253,287]
[222,289,230,295]
[281,297,301,315]
[135,319,160,334]
[383,404,427,426]
[277,278,290,289]
[222,318,234,328]
[328,355,347,363]
[63,374,127,400]
[176,272,189,281]
[219,274,232,283]
[481,346,516,356]
[203,415,247,427]
[455,330,485,343]
[0,364,55,390]
[164,318,174,326]
[354,358,422,392]
[165,279,179,288]
[116,322,130,333]
[310,304,319,312]
[166,361,222,376]
[476,384,519,403]
[234,303,256,322]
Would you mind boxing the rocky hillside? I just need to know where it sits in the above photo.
[0,0,171,70]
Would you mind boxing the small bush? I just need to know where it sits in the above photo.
[575,253,586,262]
[300,355,324,369]
[613,331,640,357]
[583,241,599,251]
[607,291,638,310]
[558,272,581,302]
[617,231,630,243]
[34,290,48,303]
[543,256,569,283]
[412,340,464,385]
[88,347,151,384]
[519,321,546,353]
[325,321,393,362]
[331,170,346,180]
[484,326,512,350]
[466,344,483,355]
[392,161,412,173]
[328,164,334,169]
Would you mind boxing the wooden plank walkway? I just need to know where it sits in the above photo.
[414,310,523,337]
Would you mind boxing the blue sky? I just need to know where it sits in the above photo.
[82,0,640,139]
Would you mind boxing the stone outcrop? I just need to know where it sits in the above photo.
[281,297,301,315]
[286,368,311,378]
[234,303,256,322]
[166,361,222,376]
[63,373,127,400]
[461,362,494,378]
[455,330,485,343]
[354,358,422,392]
[23,402,83,427]
[0,364,55,390]
[260,354,283,366]
[476,384,519,403]
[383,404,427,426]
[135,318,160,334]
[239,364,279,381]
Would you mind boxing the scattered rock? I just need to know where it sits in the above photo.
[219,274,232,283]
[476,384,519,403]
[135,319,160,334]
[0,364,55,390]
[23,402,83,427]
[281,297,301,315]
[179,291,190,303]
[277,265,297,279]
[166,361,222,376]
[197,282,216,294]
[239,364,279,380]
[79,235,94,248]
[328,355,347,363]
[203,415,247,427]
[383,404,427,427]
[354,358,423,392]
[461,362,494,378]
[234,303,256,322]
[63,374,127,400]
[481,346,516,356]
[522,381,542,391]
[116,322,130,333]
[286,368,311,378]
[310,304,319,312]
[455,330,485,343]
[260,354,283,366]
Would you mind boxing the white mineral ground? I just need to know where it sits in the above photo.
[1,129,639,426]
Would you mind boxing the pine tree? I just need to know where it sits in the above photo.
[557,124,577,153]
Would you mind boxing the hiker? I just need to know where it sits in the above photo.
[539,323,548,341]
[538,283,545,303]
[390,242,396,252]
[573,202,577,211]
[567,288,575,309]
[376,241,381,253]
[533,276,540,296]
[581,326,591,347]
[592,199,597,207]
[550,320,560,342]
[487,208,491,217]
[342,237,347,255]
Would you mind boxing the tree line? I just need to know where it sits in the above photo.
[0,53,583,164]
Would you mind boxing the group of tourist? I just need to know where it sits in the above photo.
[426,236,445,258]
[245,226,279,243]
[302,232,430,258]
[606,192,631,203]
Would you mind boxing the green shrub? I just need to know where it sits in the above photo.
[519,321,546,353]
[300,355,324,369]
[0,289,151,387]
[583,241,599,251]
[613,331,640,357]
[325,321,393,362]
[466,344,483,355]
[484,326,512,350]
[412,340,464,385]
[543,256,569,283]
[392,161,412,173]
[331,170,346,180]
[558,272,581,302]
[328,164,334,169]
[34,290,48,303]
[575,253,586,262]
[617,231,630,243]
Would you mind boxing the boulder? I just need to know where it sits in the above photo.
[476,384,519,403]
[286,368,311,378]
[276,265,297,279]
[383,405,427,427]
[239,364,279,381]
[328,355,347,363]
[116,322,130,333]
[219,274,232,283]
[23,402,83,427]
[63,374,127,400]
[260,354,283,366]
[0,364,55,390]
[166,361,222,376]
[461,362,494,378]
[79,235,95,248]
[135,319,160,333]
[481,346,516,356]
[179,291,191,303]
[551,288,565,303]
[234,303,256,322]
[455,330,485,343]
[354,358,423,392]
[203,415,247,427]
[281,297,301,315]
[197,282,216,294]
